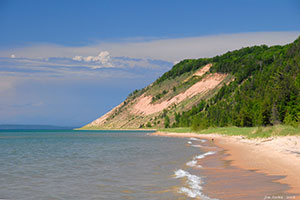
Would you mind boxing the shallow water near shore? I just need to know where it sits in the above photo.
[193,139,296,200]
[0,130,202,200]
[0,130,295,200]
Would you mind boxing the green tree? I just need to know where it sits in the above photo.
[146,122,152,128]
[164,115,170,128]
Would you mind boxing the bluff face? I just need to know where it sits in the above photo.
[82,36,300,130]
[82,63,231,129]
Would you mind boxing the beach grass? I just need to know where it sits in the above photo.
[159,125,300,138]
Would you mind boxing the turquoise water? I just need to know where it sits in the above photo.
[0,130,202,200]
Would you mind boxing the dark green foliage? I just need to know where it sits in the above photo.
[191,113,209,131]
[173,100,206,127]
[151,90,168,103]
[172,36,300,129]
[161,109,168,118]
[128,89,142,99]
[146,122,152,128]
[164,115,170,128]
[155,58,211,84]
[173,86,177,92]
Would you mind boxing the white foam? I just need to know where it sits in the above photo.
[174,169,190,178]
[174,169,218,200]
[186,160,202,168]
[196,151,215,159]
[191,144,203,148]
[180,187,198,198]
[189,138,207,143]
[187,141,192,144]
[186,151,216,168]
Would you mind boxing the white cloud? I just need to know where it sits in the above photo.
[84,56,94,62]
[72,55,82,61]
[92,51,110,63]
[1,31,299,62]
[173,60,180,65]
[102,31,300,62]
[0,55,172,79]
[1,31,299,80]
[72,51,112,68]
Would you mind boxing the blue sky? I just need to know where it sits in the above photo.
[0,0,300,127]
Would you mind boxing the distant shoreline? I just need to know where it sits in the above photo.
[75,127,156,131]
[151,131,300,197]
[0,124,74,130]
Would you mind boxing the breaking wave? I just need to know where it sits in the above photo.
[174,169,218,199]
[185,151,216,168]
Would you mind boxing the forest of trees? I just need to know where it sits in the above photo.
[170,36,300,130]
[154,58,210,84]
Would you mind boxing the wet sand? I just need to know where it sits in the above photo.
[151,131,300,199]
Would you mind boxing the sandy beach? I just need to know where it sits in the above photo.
[151,131,300,199]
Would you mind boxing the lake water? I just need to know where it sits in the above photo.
[0,130,206,200]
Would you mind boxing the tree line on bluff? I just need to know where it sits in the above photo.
[159,36,300,130]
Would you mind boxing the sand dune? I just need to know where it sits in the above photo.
[132,73,227,115]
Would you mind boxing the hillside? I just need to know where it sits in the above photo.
[82,36,300,130]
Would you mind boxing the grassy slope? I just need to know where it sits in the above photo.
[83,37,300,130]
[159,125,300,138]
[83,63,229,129]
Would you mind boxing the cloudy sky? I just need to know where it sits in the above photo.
[0,0,300,127]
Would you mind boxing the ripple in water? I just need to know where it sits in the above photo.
[0,130,203,200]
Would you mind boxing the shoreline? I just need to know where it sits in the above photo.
[151,131,300,198]
[74,128,157,131]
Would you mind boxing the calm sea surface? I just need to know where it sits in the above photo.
[0,130,203,200]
